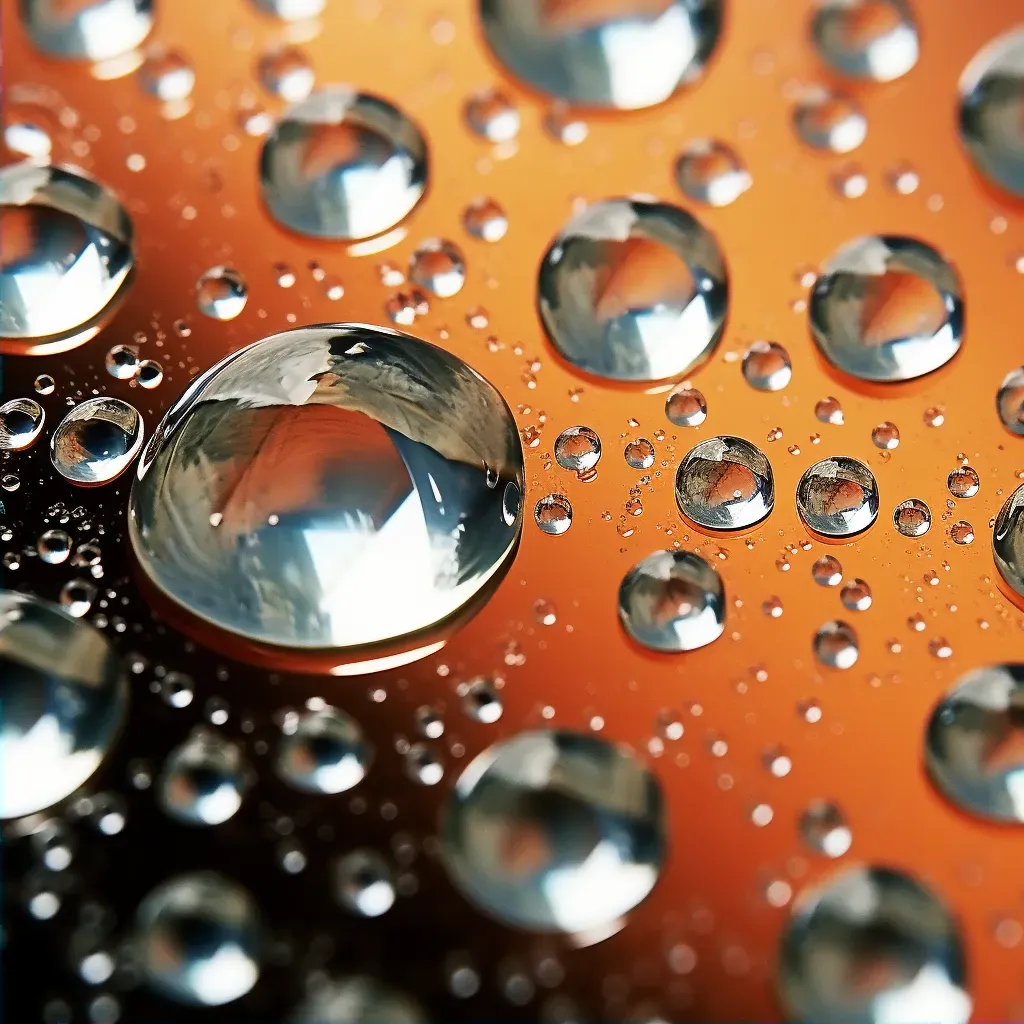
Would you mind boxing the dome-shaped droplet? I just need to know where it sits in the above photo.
[291,977,425,1024]
[140,49,196,102]
[409,239,466,298]
[196,266,248,321]
[624,438,656,470]
[128,325,523,664]
[157,729,247,826]
[440,730,666,932]
[993,484,1024,597]
[461,677,504,723]
[0,163,133,348]
[538,198,728,382]
[618,550,725,652]
[959,29,1024,198]
[948,465,980,498]
[136,872,262,1006]
[105,343,139,380]
[259,46,314,103]
[534,493,573,535]
[478,0,724,110]
[463,196,508,242]
[60,578,97,617]
[51,397,143,486]
[796,457,879,538]
[811,0,919,82]
[20,0,153,60]
[779,866,971,1024]
[554,425,601,472]
[799,800,852,857]
[464,88,520,143]
[674,139,751,207]
[742,341,792,391]
[793,88,867,152]
[871,420,900,448]
[333,849,395,917]
[894,497,931,537]
[840,578,872,611]
[813,620,859,669]
[0,397,44,450]
[809,235,963,382]
[665,386,707,427]
[260,87,428,241]
[998,367,1024,435]
[0,591,127,820]
[811,554,843,587]
[675,436,774,531]
[276,706,372,794]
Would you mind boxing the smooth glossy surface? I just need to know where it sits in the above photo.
[554,425,602,472]
[276,706,372,794]
[19,0,153,60]
[665,386,707,427]
[409,238,466,298]
[196,266,248,320]
[993,484,1024,597]
[742,341,792,391]
[50,397,144,485]
[291,977,425,1024]
[811,0,919,82]
[674,139,751,207]
[997,367,1024,435]
[158,730,247,826]
[333,849,396,917]
[796,457,879,537]
[793,88,867,152]
[440,730,666,932]
[0,397,44,450]
[674,436,774,531]
[813,620,859,669]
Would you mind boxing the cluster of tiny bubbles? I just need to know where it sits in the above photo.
[814,396,844,425]
[554,425,602,473]
[947,465,980,498]
[196,266,248,320]
[813,620,859,669]
[871,420,900,449]
[157,728,248,827]
[674,139,752,207]
[258,45,315,103]
[893,497,932,537]
[463,196,508,242]
[34,373,55,396]
[0,591,128,820]
[50,397,144,486]
[439,730,666,932]
[259,87,428,240]
[104,343,139,380]
[811,554,842,587]
[997,367,1024,434]
[139,48,196,102]
[795,457,879,538]
[460,676,504,723]
[810,0,920,82]
[618,550,725,652]
[409,238,466,298]
[993,484,1024,597]
[624,438,656,471]
[37,528,72,564]
[537,198,728,382]
[778,866,971,1024]
[464,87,520,143]
[0,397,45,450]
[291,976,425,1024]
[675,436,774,531]
[665,385,707,427]
[840,578,872,611]
[741,341,792,392]
[19,0,154,60]
[792,87,867,152]
[809,235,963,382]
[135,872,262,1006]
[404,742,444,786]
[535,493,573,535]
[333,849,396,917]
[275,705,372,794]
[799,800,852,857]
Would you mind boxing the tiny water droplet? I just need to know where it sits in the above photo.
[893,498,931,537]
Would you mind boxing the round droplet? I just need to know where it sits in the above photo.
[60,578,97,617]
[544,102,589,145]
[34,374,55,395]
[4,120,51,159]
[1,163,134,348]
[276,706,372,794]
[137,358,163,389]
[0,397,45,450]
[334,850,395,917]
[554,425,602,472]
[624,438,656,470]
[779,866,970,1024]
[959,29,1024,197]
[665,386,707,427]
[196,266,248,321]
[675,436,774,531]
[675,139,751,207]
[811,554,842,587]
[997,368,1024,435]
[535,493,572,536]
[105,344,139,380]
[926,665,1024,823]
[20,0,153,60]
[813,620,859,669]
[796,457,879,538]
[129,325,523,662]
[252,0,325,19]
[32,819,76,871]
[291,977,425,1024]
[140,49,196,101]
[809,235,963,382]
[158,730,247,827]
[538,198,728,382]
[951,520,975,545]
[440,730,666,932]
[799,800,852,857]
[948,465,980,498]
[409,239,466,298]
[840,578,872,611]
[51,397,143,486]
[463,196,508,242]
[0,591,128,820]
[462,677,504,723]
[993,484,1024,597]
[38,529,71,564]
[811,0,919,82]
[137,873,262,1007]
[814,396,844,425]
[258,46,314,103]
[793,88,867,152]
[894,497,931,537]
[260,87,428,241]
[742,341,792,392]
[871,420,900,449]
[405,743,444,785]
[618,550,725,652]
[464,88,519,142]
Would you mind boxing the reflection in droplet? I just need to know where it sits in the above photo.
[0,398,45,450]
[276,706,372,794]
[894,497,931,537]
[465,88,519,143]
[478,0,724,110]
[779,866,971,1024]
[675,139,751,207]
[538,198,728,382]
[997,367,1024,436]
[871,420,900,449]
[462,677,504,723]
[463,196,508,242]
[409,239,466,298]
[535,494,573,536]
[20,0,154,60]
[840,578,872,611]
[618,550,725,652]
[405,743,444,785]
[796,457,879,538]
[260,87,428,241]
[675,436,774,531]
[665,385,707,428]
[196,266,248,321]
[0,591,127,820]
[951,520,975,545]
[811,554,842,587]
[544,102,589,146]
[105,344,139,380]
[742,341,792,391]
[51,397,143,486]
[800,801,852,857]
[440,730,665,931]
[813,620,859,669]
[554,425,601,472]
[811,0,919,82]
[814,396,844,425]
[158,730,247,827]
[334,849,396,917]
[60,578,97,617]
[948,466,980,498]
[291,976,425,1024]
[624,438,656,470]
[140,49,196,102]
[4,120,51,159]
[793,88,867,152]
[993,484,1024,598]
[259,46,314,103]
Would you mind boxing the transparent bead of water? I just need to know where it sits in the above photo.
[105,344,139,380]
[38,529,71,564]
[4,120,52,159]
[993,484,1024,597]
[60,578,97,618]
[464,88,520,143]
[793,88,867,152]
[811,554,842,587]
[0,398,45,450]
[674,436,774,531]
[463,196,508,242]
[251,0,325,19]
[997,367,1024,435]
[538,198,728,382]
[535,494,573,536]
[811,0,919,82]
[796,457,879,538]
[291,977,425,1024]
[440,730,666,932]
[951,520,975,545]
[158,729,247,826]
[196,266,247,321]
[137,359,163,389]
[948,466,979,498]
[814,396,844,425]
[675,139,751,207]
[32,819,76,871]
[51,398,143,486]
[554,425,601,472]
[20,0,154,61]
[871,421,900,449]
[799,800,852,857]
[276,706,372,794]
[258,46,314,103]
[624,438,656,470]
[409,239,466,298]
[34,374,55,396]
[139,49,195,102]
[333,849,396,917]
[840,578,872,611]
[813,620,859,669]
[893,497,931,537]
[405,743,444,786]
[665,386,707,427]
[160,672,194,709]
[461,677,504,723]
[742,341,792,391]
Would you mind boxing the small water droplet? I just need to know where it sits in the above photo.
[544,102,588,145]
[51,398,143,485]
[535,493,573,536]
[0,397,45,450]
[814,396,844,425]
[140,48,195,101]
[793,87,867,152]
[893,498,931,537]
[251,0,325,19]
[37,528,71,564]
[334,849,396,917]
[461,677,504,723]
[34,374,55,396]
[105,344,139,380]
[465,87,519,142]
[796,457,879,537]
[60,578,97,617]
[624,438,656,470]
[137,358,163,389]
[675,139,751,207]
[258,45,314,102]
[276,706,372,794]
[840,578,872,611]
[405,743,444,785]
[871,420,900,449]
[813,620,859,669]
[811,554,843,587]
[158,729,246,826]
[409,238,466,298]
[923,405,945,427]
[554,425,601,472]
[665,386,707,427]
[463,196,508,242]
[675,436,774,531]
[948,465,980,498]
[196,266,247,320]
[742,341,792,391]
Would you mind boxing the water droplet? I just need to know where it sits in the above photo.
[951,520,974,545]
[538,198,728,382]
[20,0,153,60]
[811,0,919,82]
[158,729,246,826]
[793,88,867,152]
[1,475,19,493]
[742,341,792,391]
[260,87,428,240]
[60,578,97,617]
[104,343,138,380]
[948,465,980,498]
[923,404,945,427]
[779,866,970,1024]
[832,162,868,198]
[51,397,143,486]
[840,578,872,611]
[544,102,588,145]
[32,818,76,871]
[34,374,55,395]
[258,45,314,103]
[618,550,725,652]
[276,706,372,794]
[811,554,843,587]
[997,367,1024,435]
[409,239,466,298]
[675,436,774,531]
[405,743,444,785]
[137,358,163,389]
[763,595,784,618]
[796,457,879,538]
[0,397,45,450]
[37,528,71,564]
[535,493,573,536]
[463,196,508,242]
[137,873,262,1006]
[800,800,852,856]
[894,497,931,537]
[813,620,859,669]
[465,88,519,142]
[4,120,52,159]
[196,266,247,320]
[292,977,425,1024]
[809,235,963,382]
[871,420,900,449]
[160,672,194,709]
[814,396,844,425]
[461,677,504,723]
[554,425,602,472]
[624,438,656,470]
[334,849,395,917]
[140,48,195,101]
[675,139,751,207]
[0,591,127,820]
[440,730,665,931]
[478,0,724,110]
[252,0,325,19]
[665,386,707,427]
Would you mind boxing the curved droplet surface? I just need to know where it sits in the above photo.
[779,866,971,1024]
[811,0,919,82]
[51,397,144,486]
[618,550,725,652]
[674,139,751,207]
[793,88,867,152]
[333,849,396,917]
[813,620,859,669]
[252,0,325,19]
[674,436,774,531]
[538,198,728,382]
[665,386,707,427]
[478,0,724,111]
[276,706,372,794]
[0,397,44,450]
[796,457,879,538]
[554,425,601,472]
[993,484,1024,597]
[997,367,1024,436]
[128,324,524,661]
[742,341,792,392]
[894,497,931,537]
[158,730,247,826]
[19,0,153,60]
[260,87,428,240]
[291,977,425,1024]
[809,235,963,382]
[409,238,466,298]
[0,163,133,348]
[0,591,128,820]
[196,266,248,321]
[440,730,666,932]
[259,46,314,103]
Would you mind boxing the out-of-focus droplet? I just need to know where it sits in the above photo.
[158,729,247,827]
[276,706,372,794]
[948,466,980,498]
[840,578,872,611]
[34,374,55,395]
[59,578,97,617]
[813,620,859,669]
[291,977,425,1024]
[742,341,792,392]
[665,386,707,427]
[409,239,466,298]
[793,88,867,152]
[535,493,573,535]
[258,46,314,103]
[105,343,139,380]
[997,367,1024,435]
[796,457,879,538]
[463,196,508,242]
[196,266,248,320]
[814,396,844,425]
[37,529,71,564]
[625,438,656,470]
[554,425,601,472]
[464,88,519,142]
[675,436,774,531]
[871,421,900,449]
[675,139,751,207]
[137,358,163,389]
[461,677,504,723]
[799,800,852,857]
[405,743,444,785]
[334,849,396,917]
[20,0,153,60]
[811,0,919,82]
[0,397,45,450]
[32,819,76,871]
[251,0,325,19]
[993,484,1024,597]
[140,49,195,101]
[544,102,588,145]
[4,120,52,159]
[51,397,143,486]
[811,554,842,587]
[894,497,931,537]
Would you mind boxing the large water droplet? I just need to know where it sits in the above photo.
[129,324,523,664]
[252,0,325,19]
[742,341,792,391]
[809,235,963,382]
[196,266,248,320]
[440,730,665,932]
[0,397,44,450]
[539,198,727,382]
[478,0,724,110]
[20,0,153,60]
[0,591,127,820]
[993,483,1024,597]
[811,0,919,82]
[778,866,971,1024]
[51,397,143,485]
[618,550,725,652]
[554,425,601,472]
[291,977,425,1024]
[276,706,372,794]
[333,849,395,917]
[158,729,247,826]
[813,620,859,669]
[997,367,1024,435]
[793,88,867,152]
[674,139,751,207]
[796,456,879,537]
[675,436,774,531]
[260,87,428,240]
